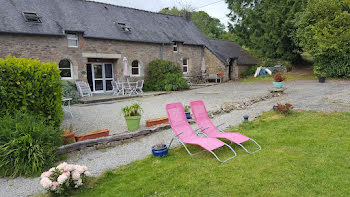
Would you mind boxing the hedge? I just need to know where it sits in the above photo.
[0,55,63,126]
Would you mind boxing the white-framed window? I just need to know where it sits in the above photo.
[67,33,78,48]
[173,42,178,52]
[182,58,189,74]
[131,60,141,77]
[58,59,73,79]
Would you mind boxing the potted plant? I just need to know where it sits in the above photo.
[152,144,168,157]
[313,66,326,83]
[121,103,143,131]
[184,105,191,119]
[61,124,75,144]
[272,72,286,88]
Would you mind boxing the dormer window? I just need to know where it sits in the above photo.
[173,42,178,52]
[117,23,131,32]
[23,12,41,23]
[67,33,78,48]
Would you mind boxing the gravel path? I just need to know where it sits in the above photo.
[1,80,349,197]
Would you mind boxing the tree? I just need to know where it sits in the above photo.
[226,0,306,62]
[295,0,350,77]
[159,7,226,39]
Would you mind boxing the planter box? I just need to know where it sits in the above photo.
[61,131,75,144]
[146,117,169,127]
[75,129,110,142]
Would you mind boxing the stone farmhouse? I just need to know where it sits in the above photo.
[0,0,258,93]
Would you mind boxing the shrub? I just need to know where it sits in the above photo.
[40,162,90,196]
[0,112,63,177]
[144,60,189,91]
[121,103,143,117]
[275,103,293,114]
[62,81,81,104]
[273,72,286,82]
[0,55,63,127]
[240,65,259,78]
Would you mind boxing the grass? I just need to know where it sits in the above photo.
[67,110,350,197]
[240,70,316,82]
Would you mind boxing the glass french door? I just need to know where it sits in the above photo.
[88,63,114,93]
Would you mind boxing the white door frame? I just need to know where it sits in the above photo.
[90,63,114,93]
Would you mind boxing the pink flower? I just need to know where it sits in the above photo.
[57,174,68,184]
[51,182,59,190]
[40,178,52,189]
[48,167,55,172]
[63,171,70,177]
[40,171,51,179]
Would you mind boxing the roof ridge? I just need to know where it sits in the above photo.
[83,0,186,19]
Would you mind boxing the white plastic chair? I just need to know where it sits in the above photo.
[75,81,92,97]
[135,80,144,94]
[112,81,124,95]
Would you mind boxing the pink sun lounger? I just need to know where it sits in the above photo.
[166,102,237,162]
[190,100,261,154]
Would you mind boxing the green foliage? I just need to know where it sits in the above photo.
[295,0,350,78]
[121,103,143,117]
[159,7,226,39]
[184,105,191,113]
[313,66,326,77]
[0,112,63,177]
[0,55,63,126]
[144,60,189,91]
[62,81,81,104]
[240,65,259,78]
[226,0,306,62]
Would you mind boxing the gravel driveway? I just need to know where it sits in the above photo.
[1,80,349,197]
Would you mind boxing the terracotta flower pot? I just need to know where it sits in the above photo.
[61,131,75,144]
[75,129,110,142]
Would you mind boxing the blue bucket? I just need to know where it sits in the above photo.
[152,144,168,157]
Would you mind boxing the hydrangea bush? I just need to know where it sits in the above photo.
[40,162,90,195]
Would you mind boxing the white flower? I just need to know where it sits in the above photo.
[40,178,52,189]
[57,174,68,184]
[72,170,81,181]
[76,178,83,186]
[48,167,55,173]
[65,164,75,172]
[57,162,68,171]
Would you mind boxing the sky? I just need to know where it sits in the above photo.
[89,0,232,28]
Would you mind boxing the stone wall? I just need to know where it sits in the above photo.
[203,48,242,81]
[0,33,204,82]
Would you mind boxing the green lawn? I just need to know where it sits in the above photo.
[240,70,316,82]
[72,111,350,197]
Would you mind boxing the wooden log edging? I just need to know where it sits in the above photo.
[57,124,171,155]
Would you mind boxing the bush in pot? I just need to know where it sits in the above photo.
[121,103,143,131]
[313,66,327,83]
[272,72,286,88]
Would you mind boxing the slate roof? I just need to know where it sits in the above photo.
[0,0,208,45]
[207,39,259,65]
[0,0,259,65]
